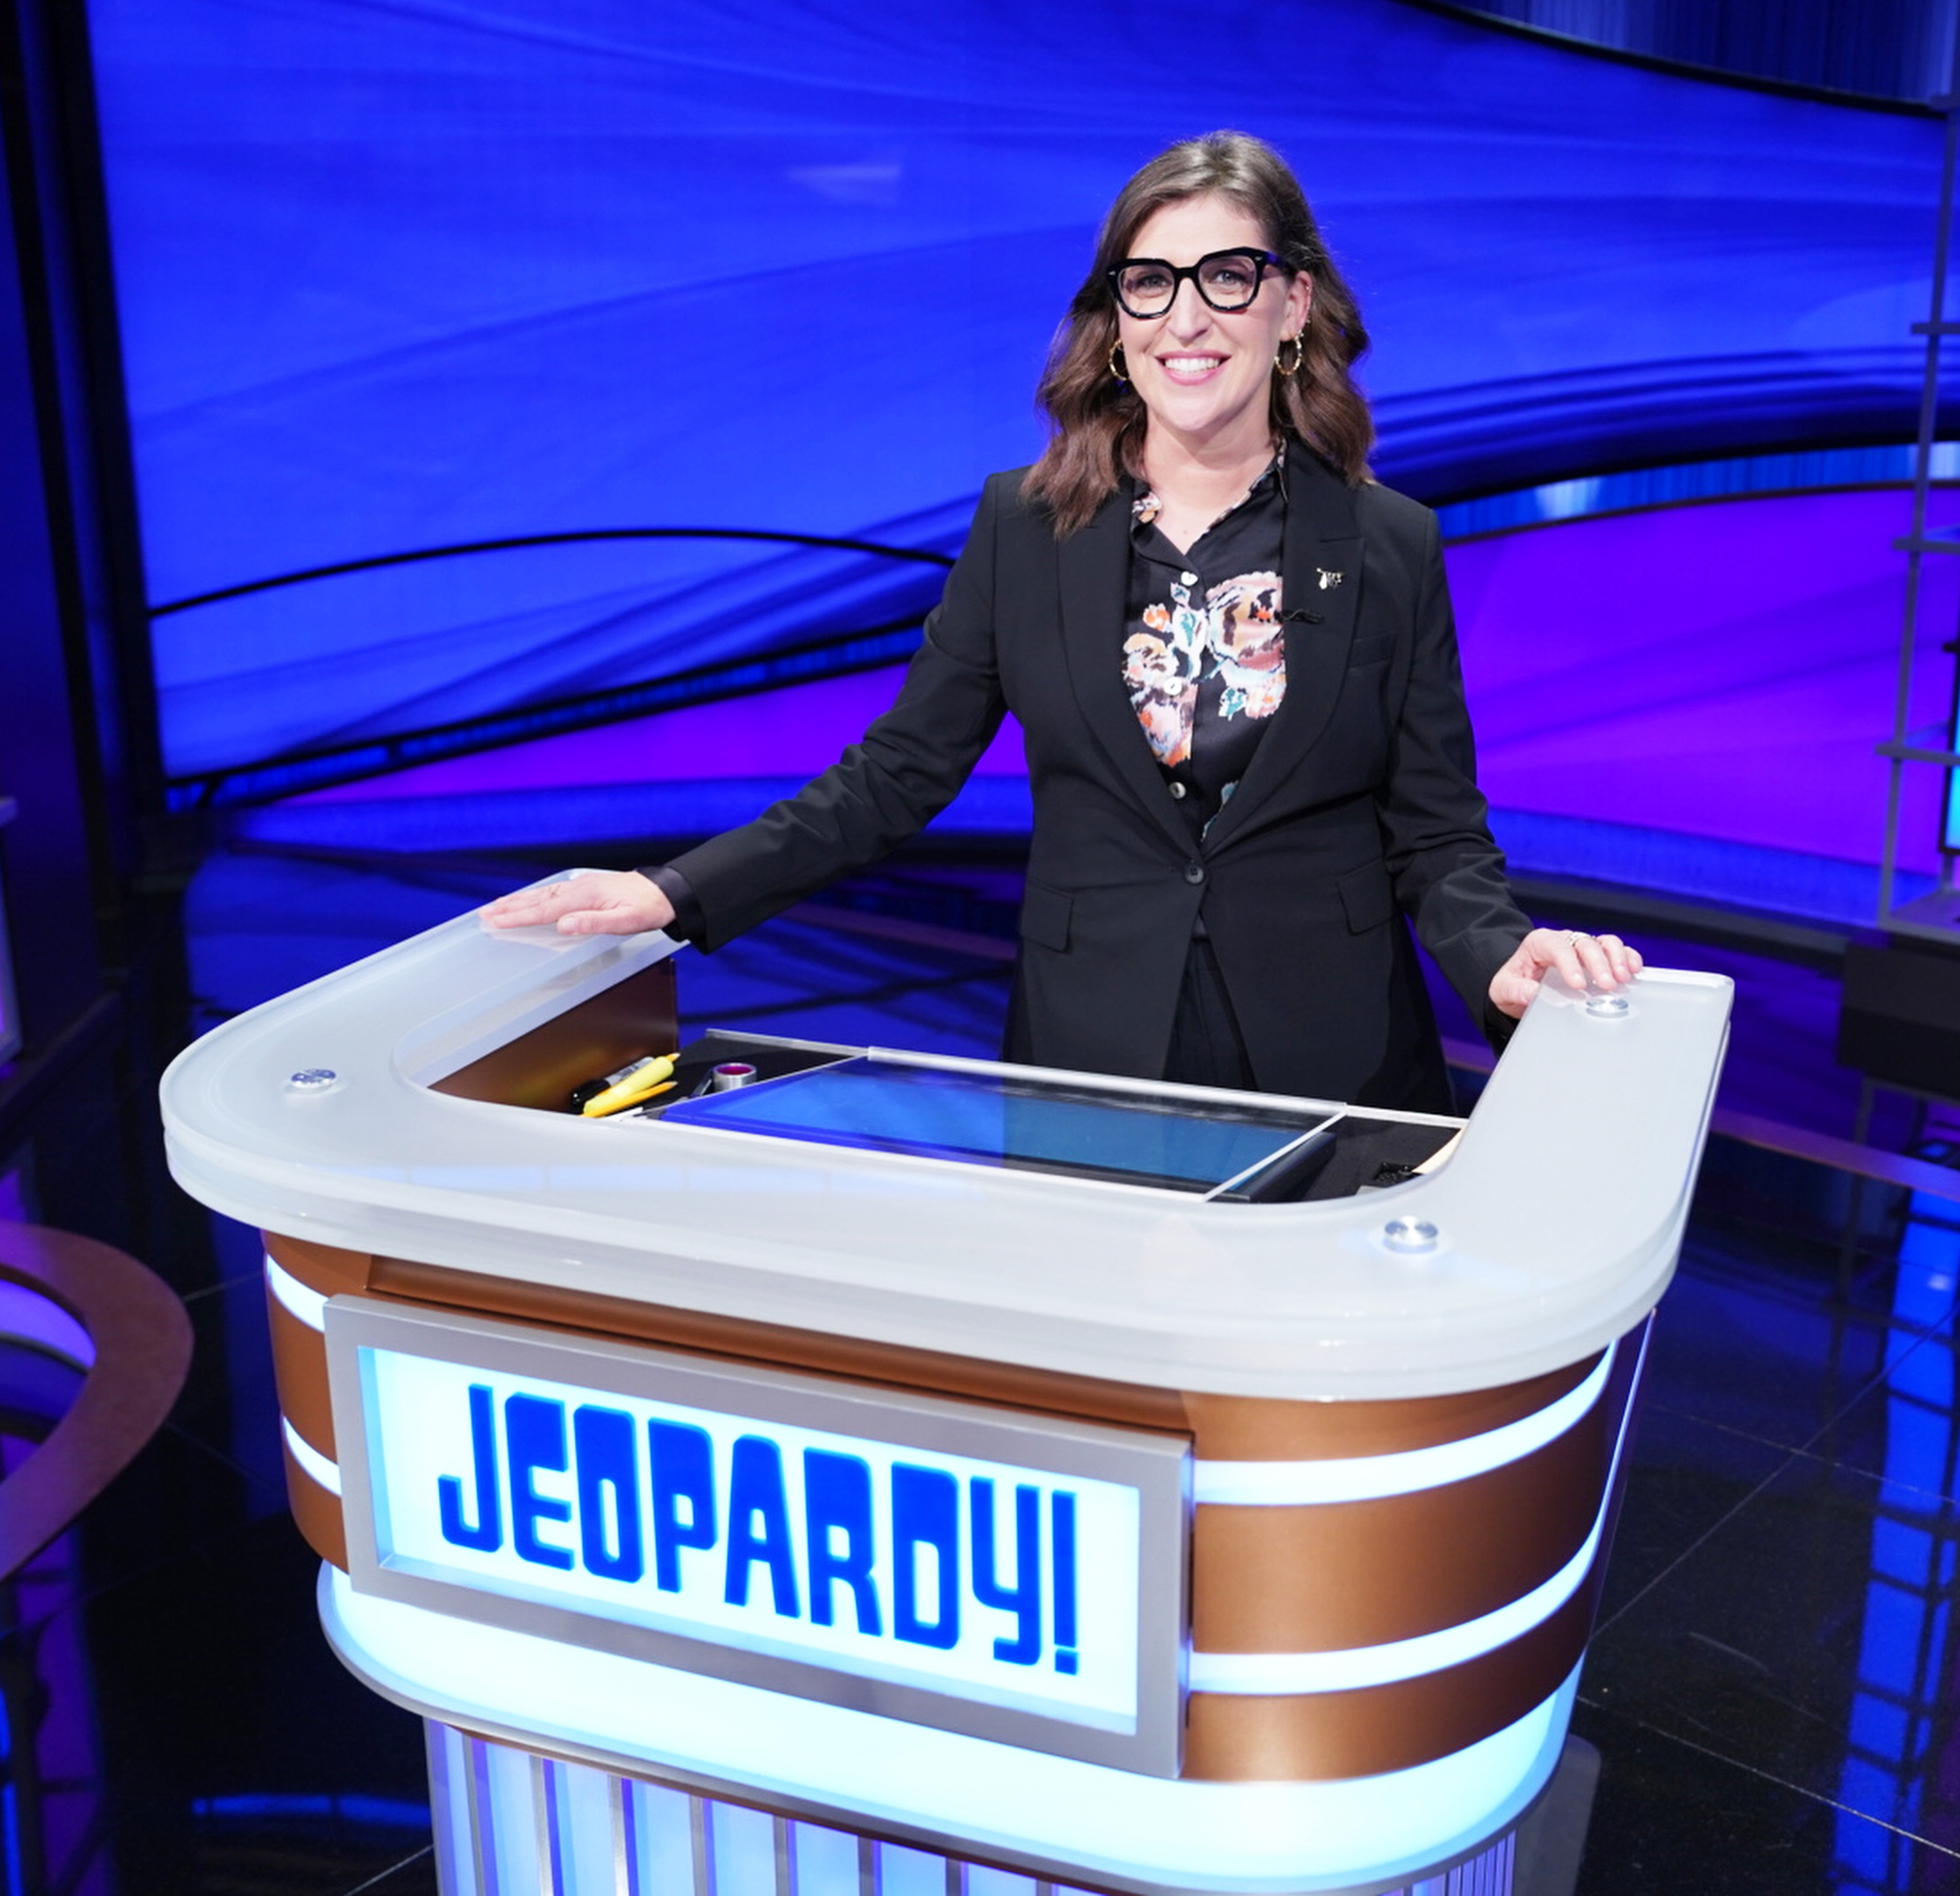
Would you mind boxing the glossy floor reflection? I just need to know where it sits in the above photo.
[1,843,1956,1893]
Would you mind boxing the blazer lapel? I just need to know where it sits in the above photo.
[1058,485,1196,855]
[1199,448,1363,852]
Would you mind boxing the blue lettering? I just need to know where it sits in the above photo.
[892,1463,959,1650]
[573,1405,644,1583]
[1052,1490,1078,1674]
[804,1450,881,1635]
[437,1383,502,1552]
[648,1420,717,1592]
[505,1394,573,1571]
[970,1479,1041,1665]
[724,1436,801,1616]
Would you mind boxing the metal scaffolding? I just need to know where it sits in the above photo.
[1879,39,1960,940]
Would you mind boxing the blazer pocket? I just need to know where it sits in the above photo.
[1347,632,1396,668]
[1335,861,1396,934]
[1019,878,1073,952]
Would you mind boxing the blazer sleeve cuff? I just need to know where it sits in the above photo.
[1480,991,1521,1054]
[637,864,706,943]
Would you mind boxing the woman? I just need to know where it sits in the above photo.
[487,132,1638,1111]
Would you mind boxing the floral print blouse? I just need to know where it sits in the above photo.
[1121,453,1287,827]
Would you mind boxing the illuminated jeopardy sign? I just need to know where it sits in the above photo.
[325,1299,1189,1773]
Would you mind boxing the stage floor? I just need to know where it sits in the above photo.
[3,844,1955,1894]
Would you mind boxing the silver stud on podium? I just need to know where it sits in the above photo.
[1381,1216,1441,1254]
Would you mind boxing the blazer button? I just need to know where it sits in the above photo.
[1183,862,1206,885]
[1168,781,1187,800]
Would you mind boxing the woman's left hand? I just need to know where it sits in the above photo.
[1488,928,1643,1021]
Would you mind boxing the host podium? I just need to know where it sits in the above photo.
[159,881,1731,1896]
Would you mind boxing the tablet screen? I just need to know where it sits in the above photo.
[660,1058,1331,1194]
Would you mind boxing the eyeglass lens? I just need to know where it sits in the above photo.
[1114,252,1266,318]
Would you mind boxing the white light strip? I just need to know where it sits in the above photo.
[265,1254,328,1332]
[0,1281,95,1369]
[1192,1339,1618,1506]
[1190,1325,1647,1696]
[1190,1517,1596,1695]
[283,1417,342,1496]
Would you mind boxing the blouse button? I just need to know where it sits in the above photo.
[1168,781,1187,800]
[1180,570,1198,585]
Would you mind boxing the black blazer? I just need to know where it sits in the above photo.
[669,445,1529,1111]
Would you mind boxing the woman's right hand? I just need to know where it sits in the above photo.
[482,870,675,937]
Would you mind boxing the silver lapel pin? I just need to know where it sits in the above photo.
[1316,568,1344,591]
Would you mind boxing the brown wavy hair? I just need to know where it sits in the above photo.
[1022,131,1373,535]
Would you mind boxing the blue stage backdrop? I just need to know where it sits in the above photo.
[87,0,1946,825]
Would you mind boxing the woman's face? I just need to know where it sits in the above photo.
[1115,193,1311,462]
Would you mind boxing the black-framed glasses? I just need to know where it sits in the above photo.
[1107,248,1284,319]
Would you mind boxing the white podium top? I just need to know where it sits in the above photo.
[161,881,1731,1401]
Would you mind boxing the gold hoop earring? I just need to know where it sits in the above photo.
[1108,338,1130,385]
[1274,334,1304,377]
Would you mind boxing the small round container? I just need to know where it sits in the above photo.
[710,1062,759,1092]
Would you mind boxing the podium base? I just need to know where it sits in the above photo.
[419,1722,1601,1896]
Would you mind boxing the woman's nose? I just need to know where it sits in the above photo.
[1165,277,1213,336]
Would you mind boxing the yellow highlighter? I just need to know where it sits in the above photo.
[580,1054,678,1117]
